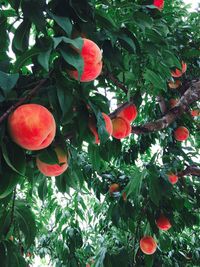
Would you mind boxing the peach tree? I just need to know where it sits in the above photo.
[0,0,200,266]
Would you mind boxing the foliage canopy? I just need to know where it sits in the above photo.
[0,0,200,266]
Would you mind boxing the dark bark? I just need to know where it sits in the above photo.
[132,80,200,134]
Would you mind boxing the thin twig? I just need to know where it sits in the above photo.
[103,70,128,94]
[157,95,167,114]
[178,166,200,177]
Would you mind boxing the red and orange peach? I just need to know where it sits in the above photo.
[168,80,181,89]
[153,0,164,10]
[112,117,131,139]
[36,147,68,177]
[168,173,178,185]
[117,104,137,123]
[68,38,102,82]
[8,104,56,150]
[171,61,187,78]
[109,183,120,195]
[174,126,189,141]
[140,236,157,255]
[191,109,199,117]
[156,215,172,231]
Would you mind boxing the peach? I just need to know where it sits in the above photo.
[171,61,187,78]
[156,215,172,231]
[109,183,120,194]
[140,236,157,255]
[168,80,181,89]
[89,113,113,144]
[191,109,199,117]
[117,104,137,123]
[169,98,179,108]
[68,38,102,82]
[8,104,56,150]
[112,117,131,139]
[36,147,68,177]
[174,126,189,141]
[153,0,164,10]
[168,173,178,185]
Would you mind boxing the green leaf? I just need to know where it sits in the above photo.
[38,147,59,165]
[0,241,26,267]
[144,69,166,91]
[13,47,40,72]
[184,49,200,58]
[88,144,102,171]
[55,173,69,193]
[145,255,154,267]
[118,34,136,53]
[53,37,83,50]
[133,11,153,30]
[14,200,37,248]
[162,50,182,68]
[37,48,52,71]
[125,168,145,202]
[60,46,84,79]
[148,170,161,206]
[95,9,117,30]
[1,142,26,177]
[0,168,21,199]
[12,19,31,53]
[21,0,46,32]
[38,177,48,201]
[0,71,19,96]
[88,101,110,144]
[47,10,72,36]
[56,84,73,117]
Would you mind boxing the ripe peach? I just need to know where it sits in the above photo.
[112,117,131,139]
[109,183,120,194]
[140,236,157,255]
[36,147,68,177]
[68,38,102,82]
[168,173,178,185]
[171,61,187,78]
[153,0,164,10]
[8,104,56,151]
[169,98,179,108]
[117,104,137,123]
[89,113,113,144]
[156,215,172,231]
[191,109,199,117]
[174,126,189,141]
[168,80,181,89]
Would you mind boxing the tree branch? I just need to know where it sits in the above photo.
[132,80,200,134]
[157,95,167,114]
[178,166,200,177]
[0,78,48,125]
[103,70,128,94]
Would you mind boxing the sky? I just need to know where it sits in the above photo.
[183,0,199,10]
